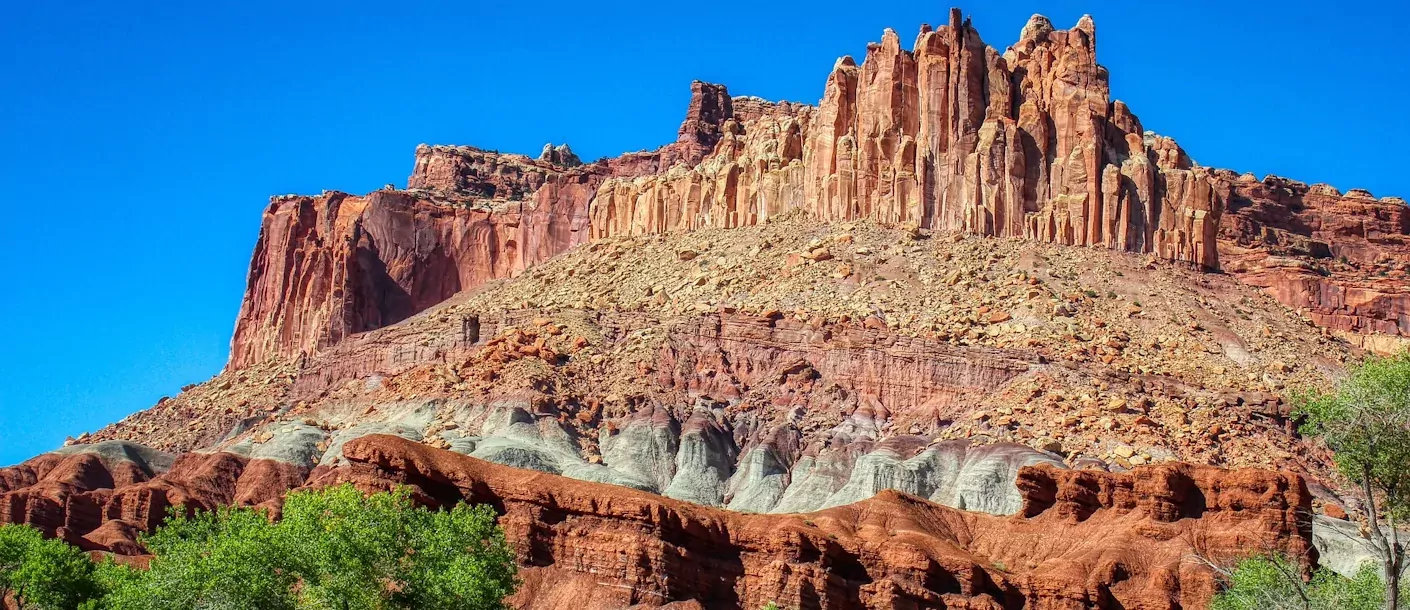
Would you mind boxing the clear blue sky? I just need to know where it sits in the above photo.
[1,1,1406,466]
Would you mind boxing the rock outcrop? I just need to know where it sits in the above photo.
[227,11,1253,371]
[1215,172,1410,352]
[227,168,598,369]
[313,435,1312,610]
[590,13,1223,270]
[226,76,751,370]
[0,441,301,552]
[0,434,1317,609]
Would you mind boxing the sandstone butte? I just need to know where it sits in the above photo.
[4,8,1408,610]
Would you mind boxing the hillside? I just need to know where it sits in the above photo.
[4,8,1408,610]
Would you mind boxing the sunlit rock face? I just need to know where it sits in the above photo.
[593,11,1222,270]
[229,11,1239,371]
[21,7,1406,608]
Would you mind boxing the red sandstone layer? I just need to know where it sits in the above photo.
[0,435,1315,610]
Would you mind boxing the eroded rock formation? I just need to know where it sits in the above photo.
[229,10,1294,371]
[228,172,596,369]
[2,434,1314,609]
[1215,172,1410,353]
[227,75,754,369]
[319,435,1312,610]
[12,8,1407,610]
[596,12,1223,272]
[0,441,300,553]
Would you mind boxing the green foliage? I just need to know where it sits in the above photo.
[1296,350,1410,609]
[277,484,517,610]
[2,485,517,610]
[1211,554,1385,610]
[396,501,518,608]
[1297,351,1410,521]
[0,523,103,610]
[79,560,143,610]
[111,505,299,609]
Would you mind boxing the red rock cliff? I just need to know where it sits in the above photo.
[590,12,1223,269]
[229,9,1404,370]
[316,435,1311,610]
[228,81,733,369]
[228,182,594,369]
[1216,172,1410,353]
[0,435,1316,609]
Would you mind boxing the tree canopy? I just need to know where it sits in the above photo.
[1298,350,1410,609]
[1211,554,1384,610]
[0,484,517,610]
[0,523,102,610]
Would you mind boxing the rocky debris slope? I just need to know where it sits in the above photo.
[88,218,1350,504]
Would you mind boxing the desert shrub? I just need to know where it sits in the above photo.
[1211,554,1384,610]
[3,485,517,610]
[0,523,102,609]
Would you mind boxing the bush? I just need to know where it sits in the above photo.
[0,523,102,609]
[1,485,517,610]
[109,505,300,609]
[1212,554,1384,610]
[276,484,517,610]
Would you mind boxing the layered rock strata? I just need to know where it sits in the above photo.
[3,434,1317,610]
[228,10,1261,371]
[593,12,1222,272]
[1215,172,1410,353]
[322,435,1313,610]
[90,216,1355,498]
[0,441,300,554]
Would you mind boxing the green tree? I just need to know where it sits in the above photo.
[96,484,516,610]
[105,505,299,610]
[1298,351,1410,610]
[3,486,516,610]
[278,484,517,610]
[0,523,102,609]
[395,501,518,609]
[1211,554,1384,610]
[78,559,142,610]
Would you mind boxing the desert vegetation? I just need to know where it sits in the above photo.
[0,484,516,610]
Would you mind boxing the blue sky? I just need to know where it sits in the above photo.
[1,1,1406,466]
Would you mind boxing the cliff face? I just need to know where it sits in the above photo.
[591,12,1222,270]
[228,12,1241,371]
[1216,172,1410,352]
[325,436,1312,610]
[228,185,592,369]
[228,9,1409,372]
[228,10,1407,371]
[227,79,739,369]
